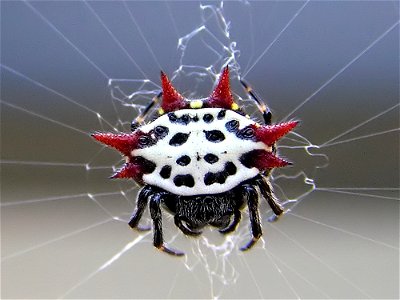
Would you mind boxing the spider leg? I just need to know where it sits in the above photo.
[256,176,284,222]
[219,191,244,234]
[131,92,162,131]
[128,186,152,231]
[240,184,262,251]
[239,79,272,125]
[149,193,184,256]
[219,210,241,234]
[174,215,203,236]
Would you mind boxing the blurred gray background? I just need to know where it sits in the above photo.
[1,1,399,299]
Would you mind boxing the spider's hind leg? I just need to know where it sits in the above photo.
[256,175,284,222]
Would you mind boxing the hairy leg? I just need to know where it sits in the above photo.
[128,186,153,231]
[240,184,262,251]
[256,176,284,221]
[149,193,184,256]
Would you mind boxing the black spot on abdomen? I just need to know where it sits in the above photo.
[131,156,156,174]
[154,126,169,139]
[204,172,216,186]
[204,130,225,142]
[216,172,227,184]
[225,120,239,132]
[225,162,237,175]
[168,112,201,125]
[159,165,172,179]
[204,153,219,164]
[236,126,256,141]
[240,150,260,168]
[176,155,191,166]
[203,161,237,186]
[174,174,195,187]
[204,171,227,185]
[169,132,190,146]
[203,113,214,123]
[217,109,226,119]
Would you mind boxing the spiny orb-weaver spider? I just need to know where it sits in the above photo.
[92,67,297,256]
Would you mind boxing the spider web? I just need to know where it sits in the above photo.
[1,1,399,299]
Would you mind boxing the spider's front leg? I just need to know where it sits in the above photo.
[149,193,184,256]
[240,184,262,251]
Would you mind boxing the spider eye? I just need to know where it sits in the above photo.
[154,126,169,139]
[180,114,190,124]
[204,130,226,143]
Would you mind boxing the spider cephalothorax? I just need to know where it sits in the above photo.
[92,67,297,256]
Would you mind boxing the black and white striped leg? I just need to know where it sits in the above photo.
[239,79,272,125]
[131,92,162,131]
[150,193,184,256]
[240,184,262,251]
[128,186,152,231]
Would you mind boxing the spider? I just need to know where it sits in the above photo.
[92,66,297,256]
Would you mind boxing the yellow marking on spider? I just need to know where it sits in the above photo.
[190,100,203,109]
[245,114,251,119]
[135,116,144,124]
[231,102,239,110]
[158,108,165,115]
[260,104,267,112]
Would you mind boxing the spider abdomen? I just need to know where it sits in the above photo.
[133,108,269,196]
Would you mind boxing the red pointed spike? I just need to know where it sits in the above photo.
[252,121,298,146]
[241,149,290,170]
[207,66,234,109]
[111,163,142,181]
[91,132,141,156]
[160,71,187,112]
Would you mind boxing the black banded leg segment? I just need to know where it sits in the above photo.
[239,79,272,125]
[128,186,152,231]
[256,176,284,221]
[131,92,162,131]
[150,193,184,256]
[174,215,202,236]
[240,184,262,251]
